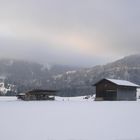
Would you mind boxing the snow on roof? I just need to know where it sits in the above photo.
[106,78,140,87]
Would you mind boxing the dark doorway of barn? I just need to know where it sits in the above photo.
[104,90,117,100]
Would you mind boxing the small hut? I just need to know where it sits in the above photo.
[17,89,57,101]
[94,78,140,101]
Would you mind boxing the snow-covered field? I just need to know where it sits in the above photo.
[0,97,140,140]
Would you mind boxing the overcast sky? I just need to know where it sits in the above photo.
[0,0,140,67]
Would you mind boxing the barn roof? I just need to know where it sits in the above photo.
[94,78,140,87]
[107,79,140,87]
[28,89,58,93]
[26,89,58,95]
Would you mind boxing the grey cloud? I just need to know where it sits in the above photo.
[0,0,140,66]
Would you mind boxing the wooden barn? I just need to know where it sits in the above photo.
[94,78,140,101]
[17,89,57,101]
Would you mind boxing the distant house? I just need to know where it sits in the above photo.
[93,78,140,101]
[17,89,57,101]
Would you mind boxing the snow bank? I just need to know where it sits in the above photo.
[56,96,93,102]
[0,97,140,140]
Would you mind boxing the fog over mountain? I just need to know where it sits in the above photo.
[0,54,140,96]
[0,0,140,66]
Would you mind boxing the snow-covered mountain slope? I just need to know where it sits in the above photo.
[0,82,17,95]
[52,54,140,90]
[0,59,80,94]
[1,54,140,96]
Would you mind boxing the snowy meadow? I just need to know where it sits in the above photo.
[0,97,140,140]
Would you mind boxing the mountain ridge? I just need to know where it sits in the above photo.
[0,54,140,96]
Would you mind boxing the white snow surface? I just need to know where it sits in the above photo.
[107,78,140,87]
[0,97,140,140]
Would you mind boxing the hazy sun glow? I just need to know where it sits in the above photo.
[0,0,140,66]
